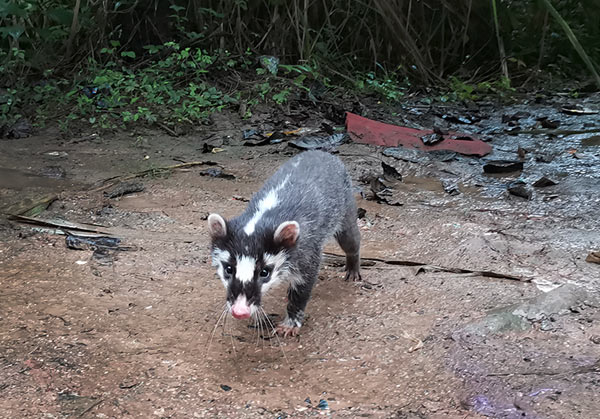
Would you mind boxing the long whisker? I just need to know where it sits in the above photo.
[206,304,229,356]
[252,310,260,347]
[224,311,237,357]
[257,309,268,350]
[260,307,289,365]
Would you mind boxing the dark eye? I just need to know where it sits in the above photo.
[259,267,271,279]
[224,264,233,275]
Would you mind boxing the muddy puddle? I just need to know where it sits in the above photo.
[1,95,600,418]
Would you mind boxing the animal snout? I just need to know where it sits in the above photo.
[231,296,251,319]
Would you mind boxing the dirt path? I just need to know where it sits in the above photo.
[1,100,599,418]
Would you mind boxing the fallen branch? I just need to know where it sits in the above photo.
[323,252,530,282]
[8,215,111,235]
[77,398,104,417]
[91,161,219,192]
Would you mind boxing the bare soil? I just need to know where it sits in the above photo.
[1,99,599,418]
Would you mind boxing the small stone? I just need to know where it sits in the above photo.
[220,384,232,391]
[540,320,554,331]
[317,399,329,410]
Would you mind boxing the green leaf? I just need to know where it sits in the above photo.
[110,40,121,47]
[0,25,25,40]
[169,5,185,12]
[46,8,73,26]
[0,3,28,18]
[121,51,136,58]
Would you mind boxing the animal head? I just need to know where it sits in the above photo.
[207,213,299,319]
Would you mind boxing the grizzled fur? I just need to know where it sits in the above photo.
[208,150,361,334]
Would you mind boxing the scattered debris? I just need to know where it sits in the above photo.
[581,136,600,146]
[8,215,111,235]
[45,151,69,157]
[381,162,401,181]
[420,132,444,146]
[104,182,145,198]
[536,153,556,163]
[346,112,492,156]
[220,384,232,392]
[507,181,532,199]
[442,180,460,195]
[65,235,123,251]
[323,252,529,281]
[93,161,219,192]
[403,331,424,353]
[483,160,524,174]
[200,167,235,179]
[533,177,557,187]
[4,194,57,217]
[561,106,598,115]
[458,284,592,338]
[289,133,346,150]
[439,113,477,125]
[66,234,133,265]
[538,117,560,129]
[586,251,600,264]
[1,118,32,139]
[369,174,402,207]
[317,399,329,410]
[502,111,530,123]
[39,166,66,179]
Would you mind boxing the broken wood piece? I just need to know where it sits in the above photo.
[8,215,111,235]
[323,252,530,282]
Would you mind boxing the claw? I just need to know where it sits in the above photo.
[344,270,362,282]
[276,323,301,337]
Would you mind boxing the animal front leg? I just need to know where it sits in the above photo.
[276,283,313,337]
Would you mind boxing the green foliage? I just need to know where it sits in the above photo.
[52,43,242,131]
[356,71,407,102]
[1,0,599,132]
[443,76,515,101]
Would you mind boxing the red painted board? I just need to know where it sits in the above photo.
[346,112,492,156]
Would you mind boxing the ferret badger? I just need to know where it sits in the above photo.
[207,150,361,336]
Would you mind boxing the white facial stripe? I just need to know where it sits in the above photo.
[212,248,231,288]
[236,255,256,283]
[211,248,230,266]
[261,250,289,293]
[243,175,290,235]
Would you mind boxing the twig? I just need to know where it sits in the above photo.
[156,122,178,137]
[323,252,530,282]
[78,398,103,417]
[90,161,220,192]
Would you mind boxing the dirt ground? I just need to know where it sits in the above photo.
[1,96,600,418]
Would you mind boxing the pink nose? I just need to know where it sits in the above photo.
[231,306,251,319]
[231,297,251,319]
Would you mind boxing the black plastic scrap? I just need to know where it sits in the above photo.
[289,133,347,150]
[483,160,524,174]
[507,181,532,199]
[104,182,145,198]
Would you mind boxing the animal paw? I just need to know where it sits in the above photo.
[275,323,301,337]
[276,316,302,337]
[344,270,362,282]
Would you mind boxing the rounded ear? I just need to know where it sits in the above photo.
[274,221,299,248]
[208,213,227,239]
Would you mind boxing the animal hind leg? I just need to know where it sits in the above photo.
[335,212,362,282]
